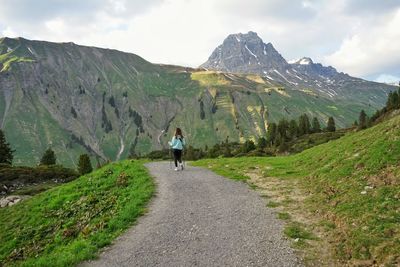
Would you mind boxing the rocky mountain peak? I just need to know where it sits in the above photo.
[200,31,288,74]
[225,31,262,44]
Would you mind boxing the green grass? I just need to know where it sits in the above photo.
[193,114,400,265]
[284,222,316,240]
[284,222,317,249]
[266,201,280,208]
[277,212,291,220]
[0,160,155,266]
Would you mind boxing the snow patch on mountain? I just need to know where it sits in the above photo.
[299,58,312,65]
[27,47,35,55]
[245,45,257,58]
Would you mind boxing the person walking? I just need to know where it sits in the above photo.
[168,128,185,171]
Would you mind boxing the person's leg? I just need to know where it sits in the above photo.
[173,149,179,167]
[177,149,182,164]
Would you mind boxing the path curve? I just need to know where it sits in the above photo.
[85,162,302,267]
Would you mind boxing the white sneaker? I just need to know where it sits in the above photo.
[174,167,179,171]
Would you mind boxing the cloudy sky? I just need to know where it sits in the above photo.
[1,0,399,82]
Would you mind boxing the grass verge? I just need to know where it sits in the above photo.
[0,160,155,266]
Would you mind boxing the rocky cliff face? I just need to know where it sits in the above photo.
[0,37,394,166]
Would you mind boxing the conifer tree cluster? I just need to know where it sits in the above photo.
[266,114,331,148]
[360,83,400,130]
[386,89,400,111]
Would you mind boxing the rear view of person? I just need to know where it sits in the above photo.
[168,128,185,171]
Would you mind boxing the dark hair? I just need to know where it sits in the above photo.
[175,128,183,137]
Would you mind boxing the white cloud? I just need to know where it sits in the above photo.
[0,0,400,79]
[374,74,400,84]
[2,26,17,38]
[324,8,400,77]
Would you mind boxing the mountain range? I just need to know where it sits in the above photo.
[0,32,395,166]
[201,31,389,100]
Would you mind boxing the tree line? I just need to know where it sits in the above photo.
[355,84,400,131]
[142,114,339,161]
[264,114,336,151]
[0,129,93,176]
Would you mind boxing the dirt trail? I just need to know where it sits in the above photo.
[84,162,302,267]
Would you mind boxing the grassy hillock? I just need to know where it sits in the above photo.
[0,160,154,266]
[193,114,400,265]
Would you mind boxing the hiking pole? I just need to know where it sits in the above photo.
[182,149,186,169]
[169,148,173,170]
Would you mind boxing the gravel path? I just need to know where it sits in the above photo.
[85,162,302,267]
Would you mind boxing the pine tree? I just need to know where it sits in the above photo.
[78,154,93,175]
[386,91,398,110]
[278,135,288,152]
[358,110,367,130]
[393,91,399,109]
[311,117,321,133]
[266,123,278,146]
[257,137,267,150]
[277,119,289,141]
[326,117,336,132]
[398,83,400,106]
[288,119,298,139]
[0,129,14,165]
[298,114,311,136]
[40,148,56,165]
[108,96,116,107]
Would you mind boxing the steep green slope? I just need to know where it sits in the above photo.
[194,113,400,265]
[0,160,154,266]
[0,37,393,166]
